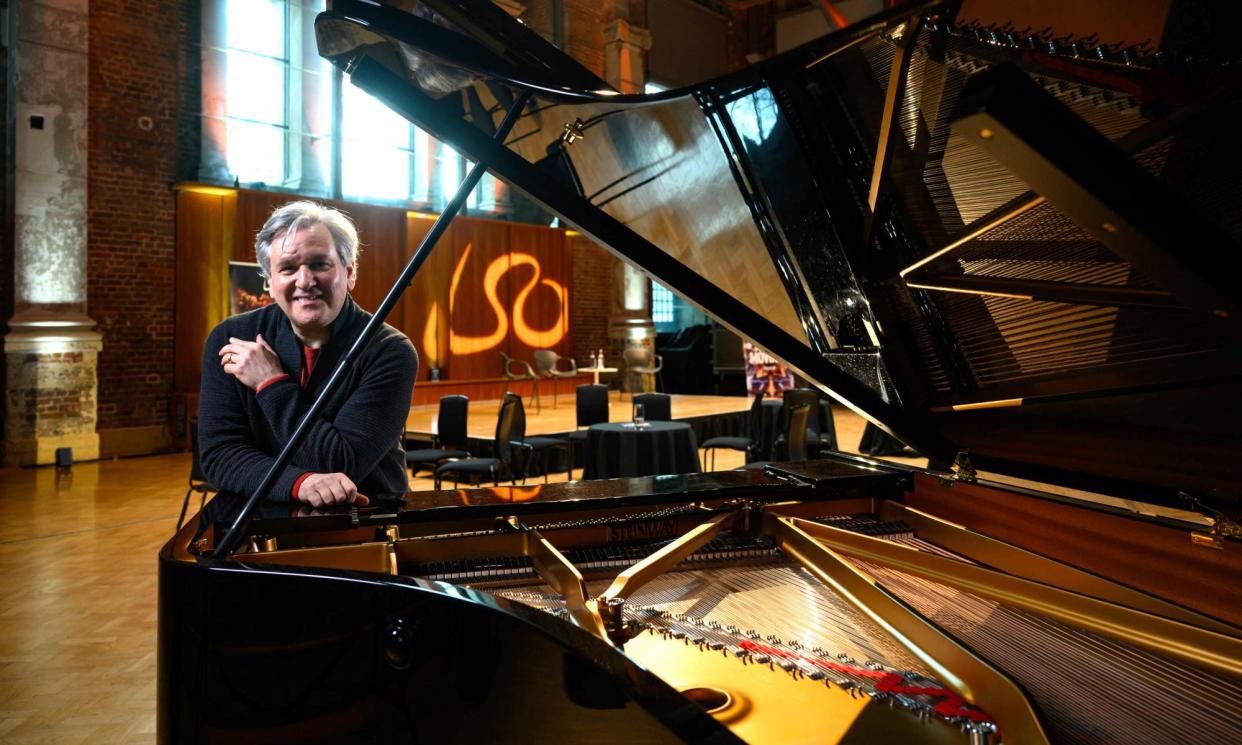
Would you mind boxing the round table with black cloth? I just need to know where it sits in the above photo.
[583,421,701,479]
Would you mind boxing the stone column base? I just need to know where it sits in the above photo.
[3,431,100,467]
[4,325,103,467]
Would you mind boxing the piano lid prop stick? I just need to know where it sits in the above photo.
[214,88,533,558]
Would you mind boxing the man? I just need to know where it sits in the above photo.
[199,201,417,508]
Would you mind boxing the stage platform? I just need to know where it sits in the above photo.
[410,374,592,406]
[405,393,750,440]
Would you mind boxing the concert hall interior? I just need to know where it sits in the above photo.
[1,1,1240,744]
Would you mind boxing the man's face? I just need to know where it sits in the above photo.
[268,222,356,338]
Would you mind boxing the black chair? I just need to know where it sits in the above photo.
[743,403,810,469]
[405,395,469,477]
[700,393,764,471]
[632,392,671,422]
[773,388,834,458]
[858,422,908,456]
[623,346,664,396]
[533,349,577,409]
[500,351,540,412]
[177,417,218,531]
[567,384,609,478]
[435,393,522,489]
[510,393,571,483]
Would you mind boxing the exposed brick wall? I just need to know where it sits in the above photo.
[0,3,11,443]
[87,0,185,433]
[570,235,613,367]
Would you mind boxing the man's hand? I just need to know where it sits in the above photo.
[296,472,370,508]
[219,333,285,390]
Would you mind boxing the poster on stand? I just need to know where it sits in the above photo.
[229,262,274,316]
[743,341,794,398]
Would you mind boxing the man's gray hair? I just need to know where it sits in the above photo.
[255,201,360,278]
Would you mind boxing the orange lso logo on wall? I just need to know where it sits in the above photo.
[423,243,569,357]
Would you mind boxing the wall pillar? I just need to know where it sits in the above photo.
[601,13,658,392]
[3,0,100,466]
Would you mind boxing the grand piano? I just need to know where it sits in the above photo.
[159,1,1242,742]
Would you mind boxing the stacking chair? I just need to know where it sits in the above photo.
[567,384,609,478]
[435,393,521,489]
[533,349,577,409]
[177,417,218,531]
[632,392,671,422]
[773,388,831,459]
[622,347,664,397]
[510,394,570,483]
[742,403,810,470]
[500,351,540,412]
[700,392,764,471]
[405,395,470,478]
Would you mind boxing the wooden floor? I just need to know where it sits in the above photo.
[0,406,921,744]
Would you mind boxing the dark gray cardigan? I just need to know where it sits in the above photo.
[198,297,417,501]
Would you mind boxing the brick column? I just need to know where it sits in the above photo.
[3,1,101,465]
[601,15,657,392]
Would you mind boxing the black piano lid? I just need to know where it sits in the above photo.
[316,1,1242,505]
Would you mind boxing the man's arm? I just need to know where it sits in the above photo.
[198,322,307,501]
[250,332,418,483]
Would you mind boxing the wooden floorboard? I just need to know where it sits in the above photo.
[0,407,921,743]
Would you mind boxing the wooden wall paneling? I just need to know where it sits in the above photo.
[507,222,573,365]
[346,202,406,316]
[233,189,288,262]
[174,188,235,395]
[405,214,448,381]
[446,218,514,381]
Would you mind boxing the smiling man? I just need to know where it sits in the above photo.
[198,201,417,508]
